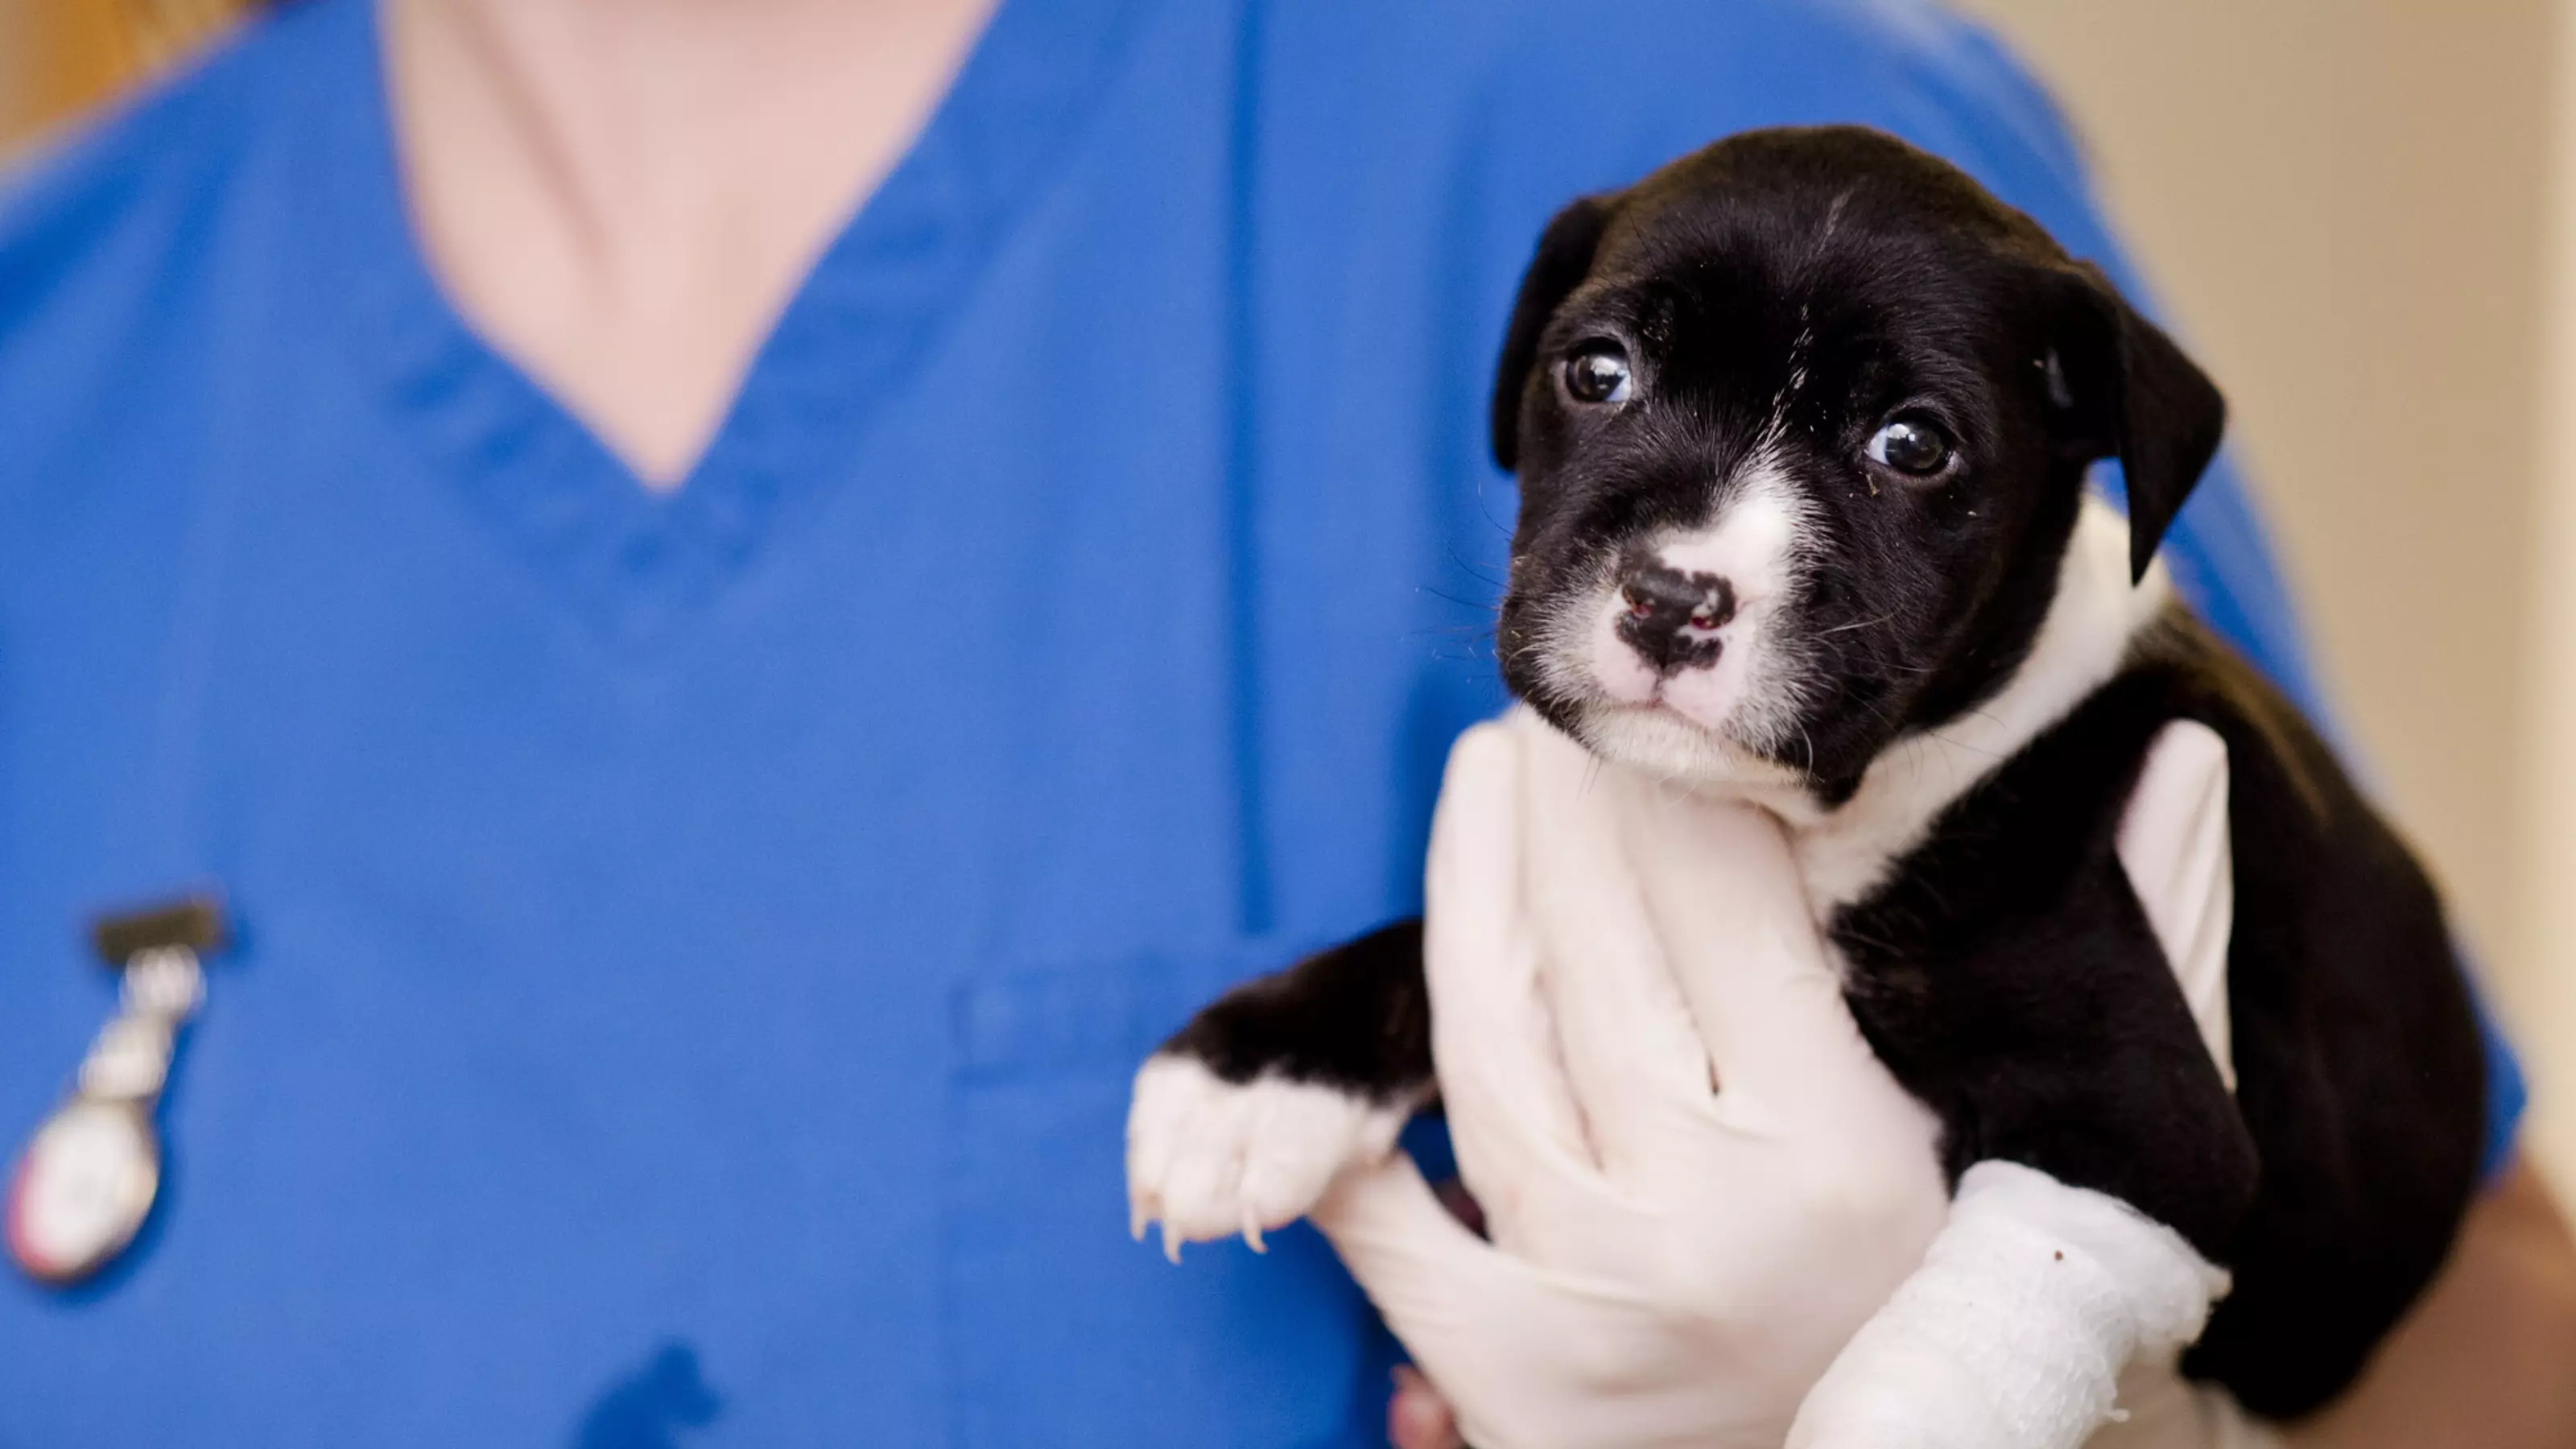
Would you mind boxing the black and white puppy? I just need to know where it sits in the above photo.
[1128,127,2483,1421]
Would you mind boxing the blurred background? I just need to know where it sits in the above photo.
[4,0,2572,1191]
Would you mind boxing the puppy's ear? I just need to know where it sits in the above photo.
[1491,196,1614,473]
[2054,263,2227,582]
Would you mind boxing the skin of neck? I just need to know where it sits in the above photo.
[382,0,998,488]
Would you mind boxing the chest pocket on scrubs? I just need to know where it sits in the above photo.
[944,947,1391,1449]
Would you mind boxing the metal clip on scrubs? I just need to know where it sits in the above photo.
[6,895,228,1285]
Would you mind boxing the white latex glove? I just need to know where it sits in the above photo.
[1317,710,2278,1449]
[1313,709,1948,1448]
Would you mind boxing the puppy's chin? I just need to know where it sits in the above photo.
[1560,699,1809,797]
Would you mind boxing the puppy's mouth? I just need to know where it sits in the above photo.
[1508,512,1822,791]
[1502,563,1803,796]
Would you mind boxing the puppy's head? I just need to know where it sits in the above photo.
[1492,126,2224,803]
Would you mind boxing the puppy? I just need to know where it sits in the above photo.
[1128,126,2483,1423]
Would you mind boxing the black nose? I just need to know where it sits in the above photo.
[1615,557,1736,675]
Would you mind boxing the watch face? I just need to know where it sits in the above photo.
[6,1099,159,1284]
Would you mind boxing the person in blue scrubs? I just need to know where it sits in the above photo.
[1,1,2568,1443]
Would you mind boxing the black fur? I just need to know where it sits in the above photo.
[1491,196,1612,473]
[1152,127,2482,1419]
[1832,608,2481,1412]
[2054,262,2231,584]
[1162,920,1431,1106]
[1490,129,2223,795]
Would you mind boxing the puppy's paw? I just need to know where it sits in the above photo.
[1125,1053,1410,1261]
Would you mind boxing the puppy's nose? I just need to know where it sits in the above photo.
[1616,559,1736,675]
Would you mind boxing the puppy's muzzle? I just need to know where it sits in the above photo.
[1616,553,1736,676]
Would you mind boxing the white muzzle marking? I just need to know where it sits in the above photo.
[1578,462,1811,742]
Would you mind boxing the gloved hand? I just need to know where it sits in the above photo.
[1316,709,2276,1449]
[1313,708,1946,1448]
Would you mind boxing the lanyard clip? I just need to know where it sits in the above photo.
[92,894,228,966]
[7,893,229,1286]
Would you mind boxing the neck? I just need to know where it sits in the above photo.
[384,0,997,486]
[1758,496,2174,914]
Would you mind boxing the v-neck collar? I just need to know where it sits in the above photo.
[306,0,1154,647]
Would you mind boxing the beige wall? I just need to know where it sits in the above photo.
[0,0,27,140]
[1959,0,2570,1183]
[2520,0,2576,1195]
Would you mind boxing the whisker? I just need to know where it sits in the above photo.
[1814,610,1901,638]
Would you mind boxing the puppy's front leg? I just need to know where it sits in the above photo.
[1126,919,1434,1257]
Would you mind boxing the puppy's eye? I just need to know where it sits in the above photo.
[1563,343,1633,405]
[1866,416,1955,477]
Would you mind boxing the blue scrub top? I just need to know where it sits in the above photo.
[0,0,2522,1443]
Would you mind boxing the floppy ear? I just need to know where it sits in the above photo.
[2056,263,2228,582]
[1490,196,1614,473]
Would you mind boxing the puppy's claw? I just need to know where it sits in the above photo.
[1127,1056,1408,1269]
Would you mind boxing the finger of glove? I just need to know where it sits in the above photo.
[2116,720,2236,1088]
[1513,716,1733,1179]
[1424,720,1597,1189]
[1311,1151,1507,1314]
[1609,775,1889,1117]
[1311,1152,1551,1413]
[1315,1153,1754,1449]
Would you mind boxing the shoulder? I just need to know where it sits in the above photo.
[0,0,367,524]
[1250,1,2121,350]
[1373,0,2103,228]
[0,1,357,291]
[0,2,370,336]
